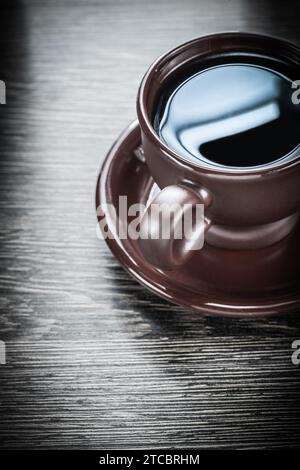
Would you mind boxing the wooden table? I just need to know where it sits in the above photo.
[0,0,300,449]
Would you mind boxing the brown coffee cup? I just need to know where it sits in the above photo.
[136,32,300,270]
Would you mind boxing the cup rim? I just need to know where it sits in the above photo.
[137,31,300,176]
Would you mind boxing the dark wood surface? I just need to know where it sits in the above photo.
[0,0,300,449]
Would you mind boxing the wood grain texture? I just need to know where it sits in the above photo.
[0,0,300,449]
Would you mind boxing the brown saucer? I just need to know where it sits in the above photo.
[96,121,300,317]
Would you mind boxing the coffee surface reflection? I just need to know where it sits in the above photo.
[155,64,300,169]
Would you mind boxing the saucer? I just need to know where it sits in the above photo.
[96,121,300,317]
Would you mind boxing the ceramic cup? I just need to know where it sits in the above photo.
[136,32,300,270]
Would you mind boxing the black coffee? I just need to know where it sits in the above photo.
[155,62,300,169]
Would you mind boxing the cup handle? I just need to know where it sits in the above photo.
[138,184,212,270]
